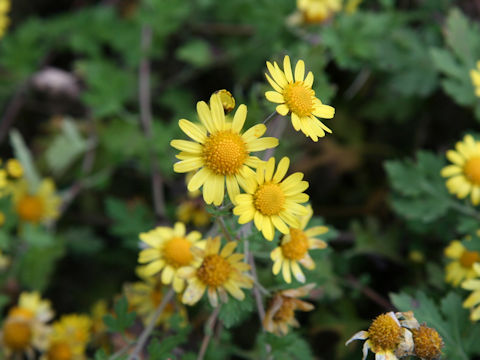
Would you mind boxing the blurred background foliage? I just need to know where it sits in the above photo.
[2,0,480,359]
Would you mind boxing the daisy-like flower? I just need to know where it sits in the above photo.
[444,240,479,286]
[441,134,480,205]
[412,325,444,360]
[138,222,205,293]
[171,93,278,206]
[462,263,480,321]
[263,284,315,335]
[179,237,253,307]
[11,178,61,223]
[1,292,54,356]
[297,0,342,23]
[233,157,309,241]
[265,55,335,141]
[124,275,185,326]
[346,312,414,360]
[177,199,211,227]
[42,314,91,360]
[270,205,327,283]
[471,61,480,97]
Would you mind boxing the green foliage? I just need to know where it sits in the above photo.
[257,332,313,360]
[218,295,254,329]
[10,130,41,191]
[103,296,136,333]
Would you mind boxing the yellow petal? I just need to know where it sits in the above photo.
[232,104,247,133]
[294,60,305,82]
[179,119,207,143]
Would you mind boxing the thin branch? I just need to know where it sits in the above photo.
[0,82,28,144]
[139,25,167,223]
[346,275,394,311]
[216,216,233,242]
[263,115,287,161]
[248,250,266,321]
[197,305,221,360]
[127,288,176,360]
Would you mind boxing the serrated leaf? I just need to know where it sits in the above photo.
[103,296,136,333]
[218,295,254,328]
[257,332,313,360]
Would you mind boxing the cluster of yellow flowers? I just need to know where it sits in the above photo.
[0,292,93,360]
[289,0,362,25]
[346,311,443,360]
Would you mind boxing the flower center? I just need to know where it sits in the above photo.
[367,314,402,352]
[197,254,231,287]
[283,82,315,118]
[282,229,309,260]
[412,325,443,360]
[272,298,295,322]
[47,341,73,360]
[9,307,35,320]
[254,183,285,216]
[16,195,44,222]
[3,320,32,350]
[464,157,480,184]
[203,130,247,175]
[163,237,193,268]
[459,250,480,268]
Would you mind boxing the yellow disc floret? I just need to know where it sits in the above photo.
[464,157,480,185]
[16,195,44,222]
[272,298,295,322]
[47,341,73,360]
[254,183,285,216]
[3,320,32,350]
[368,313,402,352]
[203,131,247,175]
[282,229,309,260]
[163,237,193,268]
[459,250,480,268]
[412,325,443,360]
[197,254,232,287]
[283,82,315,118]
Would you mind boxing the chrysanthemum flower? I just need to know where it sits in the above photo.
[138,222,205,293]
[233,157,309,241]
[444,240,479,286]
[43,314,91,360]
[441,134,480,205]
[124,275,185,326]
[297,0,342,23]
[171,94,278,205]
[1,292,54,356]
[11,178,61,223]
[412,325,444,360]
[346,312,414,360]
[462,263,480,321]
[179,237,253,307]
[270,205,327,283]
[263,284,315,335]
[265,55,335,141]
[471,61,480,97]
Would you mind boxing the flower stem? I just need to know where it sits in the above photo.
[197,305,221,360]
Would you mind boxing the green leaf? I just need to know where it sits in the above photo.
[257,332,313,360]
[218,295,254,328]
[9,129,41,191]
[63,227,104,255]
[176,39,212,68]
[103,296,136,333]
[147,327,190,360]
[21,224,55,247]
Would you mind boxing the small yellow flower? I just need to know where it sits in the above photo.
[214,89,235,114]
[471,61,480,97]
[263,284,315,335]
[6,158,23,178]
[12,178,61,223]
[270,205,327,283]
[412,325,443,360]
[179,237,253,307]
[171,93,278,205]
[346,312,413,360]
[177,199,211,227]
[345,0,363,14]
[138,222,205,293]
[297,0,342,23]
[441,134,480,205]
[0,249,10,269]
[233,157,309,241]
[462,263,480,321]
[0,0,10,39]
[44,314,92,360]
[444,240,480,286]
[265,55,335,141]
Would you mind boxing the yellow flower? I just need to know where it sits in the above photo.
[6,158,23,178]
[444,240,480,286]
[0,0,10,39]
[177,199,211,227]
[171,93,278,205]
[412,325,444,360]
[441,134,480,205]
[179,237,253,307]
[462,263,480,321]
[265,55,335,141]
[270,205,327,283]
[214,89,236,114]
[345,0,362,14]
[124,276,185,326]
[233,157,309,241]
[1,292,54,355]
[44,314,92,360]
[138,222,205,293]
[12,178,61,223]
[471,61,480,97]
[263,284,315,335]
[346,312,413,360]
[297,0,342,23]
